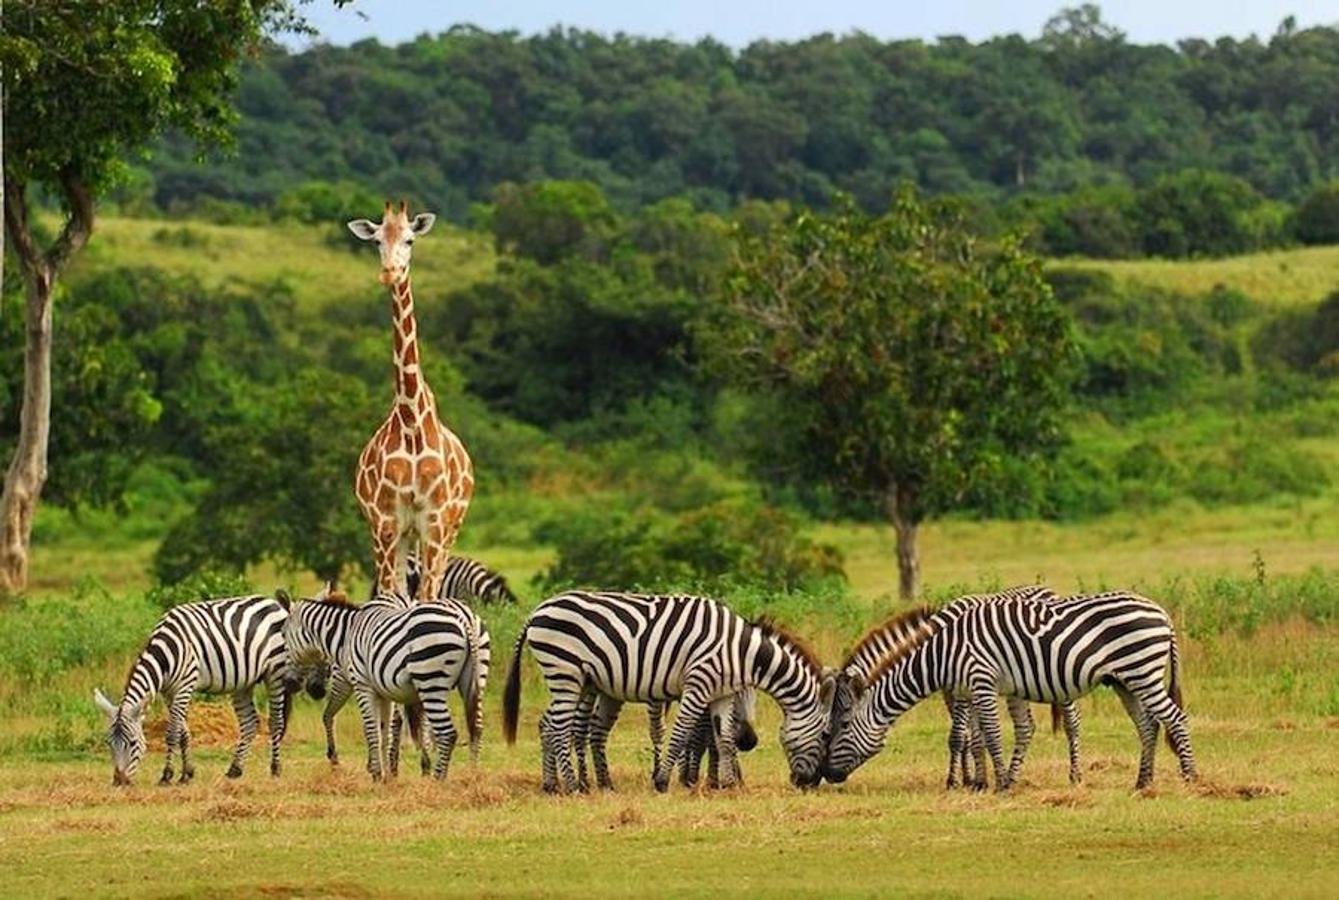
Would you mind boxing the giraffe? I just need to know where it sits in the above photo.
[346,200,474,602]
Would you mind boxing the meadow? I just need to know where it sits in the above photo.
[3,213,1339,896]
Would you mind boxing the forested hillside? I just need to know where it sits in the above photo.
[145,9,1339,223]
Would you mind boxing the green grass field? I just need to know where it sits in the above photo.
[2,620,1337,897]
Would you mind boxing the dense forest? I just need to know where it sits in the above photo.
[146,8,1339,228]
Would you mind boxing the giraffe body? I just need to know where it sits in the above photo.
[348,202,473,601]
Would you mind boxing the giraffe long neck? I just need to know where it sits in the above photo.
[390,276,430,413]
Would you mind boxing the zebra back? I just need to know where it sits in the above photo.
[386,554,517,604]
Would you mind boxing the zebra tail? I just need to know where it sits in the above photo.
[1164,628,1184,752]
[1050,703,1063,735]
[405,701,424,745]
[502,623,530,746]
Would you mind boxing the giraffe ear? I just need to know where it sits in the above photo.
[347,219,379,241]
[409,213,436,236]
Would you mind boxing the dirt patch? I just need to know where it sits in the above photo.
[609,805,643,829]
[196,797,266,823]
[1192,778,1288,800]
[1325,718,1339,730]
[1036,790,1095,809]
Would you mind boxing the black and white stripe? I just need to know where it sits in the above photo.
[285,591,482,781]
[572,688,759,791]
[401,554,516,604]
[504,591,835,792]
[94,593,292,786]
[824,591,1197,791]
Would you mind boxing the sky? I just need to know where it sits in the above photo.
[288,0,1338,50]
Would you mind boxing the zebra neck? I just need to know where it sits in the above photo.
[872,644,943,726]
[749,641,820,714]
[122,643,170,710]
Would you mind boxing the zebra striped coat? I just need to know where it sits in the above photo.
[823,592,1198,790]
[400,553,516,604]
[94,593,293,786]
[285,592,482,781]
[307,590,492,775]
[504,591,835,793]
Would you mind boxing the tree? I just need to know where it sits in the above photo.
[704,190,1077,598]
[0,1,319,592]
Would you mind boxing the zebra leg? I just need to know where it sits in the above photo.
[1127,678,1199,786]
[538,711,559,793]
[654,687,710,793]
[682,713,710,788]
[647,701,667,777]
[544,689,584,793]
[1005,697,1036,786]
[708,697,740,789]
[417,689,458,781]
[1112,683,1159,790]
[589,694,622,791]
[389,705,404,778]
[227,689,260,779]
[265,675,290,778]
[967,704,988,791]
[572,689,596,792]
[944,693,969,789]
[160,688,183,785]
[415,704,433,776]
[970,684,1010,791]
[353,684,389,782]
[1061,702,1083,785]
[323,672,352,766]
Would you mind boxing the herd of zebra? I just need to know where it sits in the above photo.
[93,560,1199,794]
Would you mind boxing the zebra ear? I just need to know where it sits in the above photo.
[818,672,837,708]
[93,688,117,719]
[275,588,292,610]
[849,673,867,697]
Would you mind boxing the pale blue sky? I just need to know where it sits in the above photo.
[289,1,1337,49]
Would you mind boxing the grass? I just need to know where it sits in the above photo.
[1065,243,1339,306]
[2,622,1337,897]
[54,213,497,311]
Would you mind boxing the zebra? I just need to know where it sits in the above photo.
[93,592,293,786]
[823,592,1198,791]
[571,688,759,791]
[841,586,1083,790]
[301,583,492,776]
[503,590,835,793]
[284,590,482,781]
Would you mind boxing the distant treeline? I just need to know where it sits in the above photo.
[138,9,1339,257]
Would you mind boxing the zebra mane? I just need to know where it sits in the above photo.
[842,605,937,670]
[858,607,939,687]
[307,592,359,610]
[750,615,825,678]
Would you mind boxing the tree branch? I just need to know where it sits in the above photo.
[46,167,94,276]
[2,177,44,282]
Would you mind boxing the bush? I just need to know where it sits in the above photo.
[1135,169,1273,258]
[535,498,845,594]
[1291,181,1339,245]
[145,570,256,611]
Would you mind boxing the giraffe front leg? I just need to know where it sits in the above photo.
[367,512,403,596]
[417,510,453,605]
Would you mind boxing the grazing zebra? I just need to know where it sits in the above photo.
[305,585,492,776]
[571,688,759,791]
[93,593,293,786]
[284,590,482,781]
[503,591,835,793]
[823,592,1198,791]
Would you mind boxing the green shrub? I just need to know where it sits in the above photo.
[535,498,845,594]
[145,569,255,611]
[1291,181,1339,245]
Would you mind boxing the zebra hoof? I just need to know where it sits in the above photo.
[159,769,174,786]
[225,764,244,780]
[653,776,670,794]
[541,781,560,794]
[270,762,281,778]
[178,767,195,785]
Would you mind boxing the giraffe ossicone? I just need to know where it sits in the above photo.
[347,200,474,602]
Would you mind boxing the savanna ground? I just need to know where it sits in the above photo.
[3,517,1339,897]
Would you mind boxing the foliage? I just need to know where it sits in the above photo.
[1290,181,1339,245]
[534,497,845,594]
[143,21,1339,220]
[705,189,1077,525]
[1134,170,1273,258]
[144,570,256,612]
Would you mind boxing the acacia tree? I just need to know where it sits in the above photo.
[706,189,1077,598]
[0,1,332,592]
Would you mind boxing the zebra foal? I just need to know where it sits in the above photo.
[824,592,1198,791]
[94,593,293,786]
[503,591,835,793]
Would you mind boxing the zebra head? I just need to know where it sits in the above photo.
[734,687,759,752]
[283,600,335,700]
[778,672,837,788]
[94,688,146,786]
[821,673,888,783]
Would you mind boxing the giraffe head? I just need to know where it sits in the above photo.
[347,199,436,286]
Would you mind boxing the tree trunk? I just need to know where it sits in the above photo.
[884,484,920,601]
[0,267,52,592]
[0,174,93,593]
